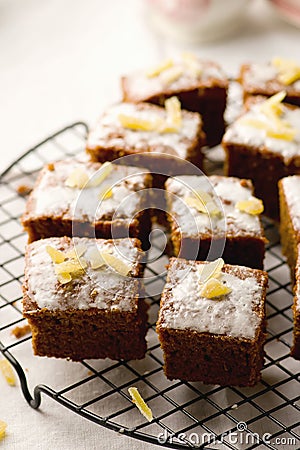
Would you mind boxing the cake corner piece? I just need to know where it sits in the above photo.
[156,257,268,386]
[22,236,148,361]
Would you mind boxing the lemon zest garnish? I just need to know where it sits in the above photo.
[236,198,264,215]
[205,201,221,216]
[0,359,16,386]
[160,66,183,85]
[241,92,296,142]
[47,244,87,284]
[54,258,87,276]
[0,420,7,441]
[185,190,220,216]
[100,251,131,276]
[65,167,89,189]
[57,273,72,285]
[65,243,87,260]
[182,52,202,77]
[128,387,153,422]
[46,245,65,264]
[87,162,113,188]
[185,196,207,213]
[193,190,212,205]
[118,114,163,131]
[260,91,286,120]
[200,278,232,299]
[266,127,296,141]
[98,186,113,201]
[89,248,105,270]
[272,57,300,85]
[164,96,182,131]
[241,118,295,141]
[198,258,225,284]
[146,58,174,78]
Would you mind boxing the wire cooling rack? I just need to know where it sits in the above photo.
[0,121,299,450]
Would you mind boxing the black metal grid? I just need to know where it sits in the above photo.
[0,121,299,450]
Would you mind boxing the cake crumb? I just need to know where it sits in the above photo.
[11,324,31,339]
[0,420,7,441]
[128,387,153,422]
[17,184,32,196]
[0,359,16,386]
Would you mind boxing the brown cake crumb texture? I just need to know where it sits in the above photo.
[157,258,268,386]
[22,236,148,361]
[291,248,300,360]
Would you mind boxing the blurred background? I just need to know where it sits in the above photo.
[1,0,300,171]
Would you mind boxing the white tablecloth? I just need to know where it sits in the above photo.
[1,0,300,448]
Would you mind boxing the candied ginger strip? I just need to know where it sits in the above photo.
[100,251,131,276]
[0,420,7,440]
[128,387,153,422]
[87,162,113,188]
[200,278,232,299]
[146,58,173,78]
[0,360,16,386]
[65,167,89,189]
[198,258,224,283]
[236,198,264,215]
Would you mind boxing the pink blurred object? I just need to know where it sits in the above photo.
[146,0,251,42]
[268,0,300,28]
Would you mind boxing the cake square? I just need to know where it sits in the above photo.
[22,236,148,361]
[21,159,152,249]
[165,175,266,269]
[156,258,268,386]
[86,100,206,188]
[240,59,300,106]
[223,93,300,219]
[292,245,300,360]
[279,176,300,280]
[121,54,228,146]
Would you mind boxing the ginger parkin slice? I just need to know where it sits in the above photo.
[128,387,153,422]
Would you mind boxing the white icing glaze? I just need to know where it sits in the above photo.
[244,62,300,91]
[26,237,141,312]
[244,63,278,85]
[30,160,149,222]
[123,57,227,102]
[280,176,300,233]
[223,103,300,164]
[160,260,264,339]
[87,102,201,159]
[166,175,262,237]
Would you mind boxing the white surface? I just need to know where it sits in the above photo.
[1,0,300,449]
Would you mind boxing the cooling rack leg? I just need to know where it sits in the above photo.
[0,343,43,409]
